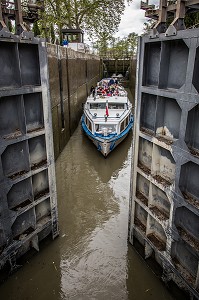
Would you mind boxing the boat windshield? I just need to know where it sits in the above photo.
[108,103,124,109]
[90,103,106,109]
[95,124,116,135]
[90,103,124,109]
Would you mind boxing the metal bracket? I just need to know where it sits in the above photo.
[149,28,160,39]
[0,27,14,38]
[20,30,34,40]
[14,0,34,39]
[148,0,168,38]
[165,24,177,36]
[165,0,186,36]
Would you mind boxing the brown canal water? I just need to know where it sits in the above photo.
[0,93,175,300]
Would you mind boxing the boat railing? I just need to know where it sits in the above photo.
[94,132,117,138]
[89,109,129,119]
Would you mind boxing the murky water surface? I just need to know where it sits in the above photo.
[0,93,175,300]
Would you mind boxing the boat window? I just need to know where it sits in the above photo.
[120,114,130,132]
[126,115,129,125]
[90,103,124,109]
[90,103,106,109]
[88,120,92,132]
[120,120,125,132]
[95,124,116,135]
[86,117,92,132]
[124,118,127,128]
[108,103,124,109]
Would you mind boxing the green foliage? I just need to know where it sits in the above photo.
[50,24,55,43]
[41,0,133,42]
[142,19,155,34]
[94,32,138,58]
[185,12,199,28]
[7,19,13,33]
[33,21,41,36]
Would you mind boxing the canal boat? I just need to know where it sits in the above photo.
[81,78,134,157]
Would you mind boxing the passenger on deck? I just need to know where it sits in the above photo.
[97,87,103,95]
[107,89,112,96]
[101,89,106,96]
[90,86,95,97]
[108,78,115,86]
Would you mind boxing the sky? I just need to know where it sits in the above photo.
[85,0,159,47]
[115,0,148,38]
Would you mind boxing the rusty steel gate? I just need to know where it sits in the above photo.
[0,31,59,273]
[129,28,199,299]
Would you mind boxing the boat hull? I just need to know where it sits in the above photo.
[81,115,133,157]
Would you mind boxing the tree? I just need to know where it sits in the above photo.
[39,0,133,43]
[96,31,109,57]
[94,32,138,58]
[142,18,156,34]
[7,19,13,33]
[185,12,199,28]
[50,23,55,43]
[33,21,41,36]
[127,32,138,56]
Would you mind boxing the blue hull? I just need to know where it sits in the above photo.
[81,115,134,157]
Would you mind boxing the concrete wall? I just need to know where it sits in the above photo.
[47,44,101,159]
[129,58,136,99]
[129,29,199,299]
[103,58,130,77]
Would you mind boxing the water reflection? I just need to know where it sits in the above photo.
[57,125,174,300]
[0,236,62,300]
[83,130,133,184]
[0,110,175,300]
[126,245,175,300]
[58,126,132,299]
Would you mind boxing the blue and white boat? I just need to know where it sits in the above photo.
[81,79,134,157]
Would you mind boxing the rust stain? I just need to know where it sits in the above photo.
[147,233,166,251]
[134,217,146,233]
[138,162,151,175]
[136,190,148,206]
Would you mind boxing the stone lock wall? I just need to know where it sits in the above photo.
[47,44,101,159]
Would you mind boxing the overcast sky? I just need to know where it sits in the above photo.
[85,0,158,45]
[115,0,160,38]
[115,0,148,38]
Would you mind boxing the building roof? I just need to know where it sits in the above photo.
[61,28,84,34]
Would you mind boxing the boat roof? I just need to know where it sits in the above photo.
[86,95,128,104]
[89,109,127,120]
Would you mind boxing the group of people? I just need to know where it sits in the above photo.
[90,78,121,98]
